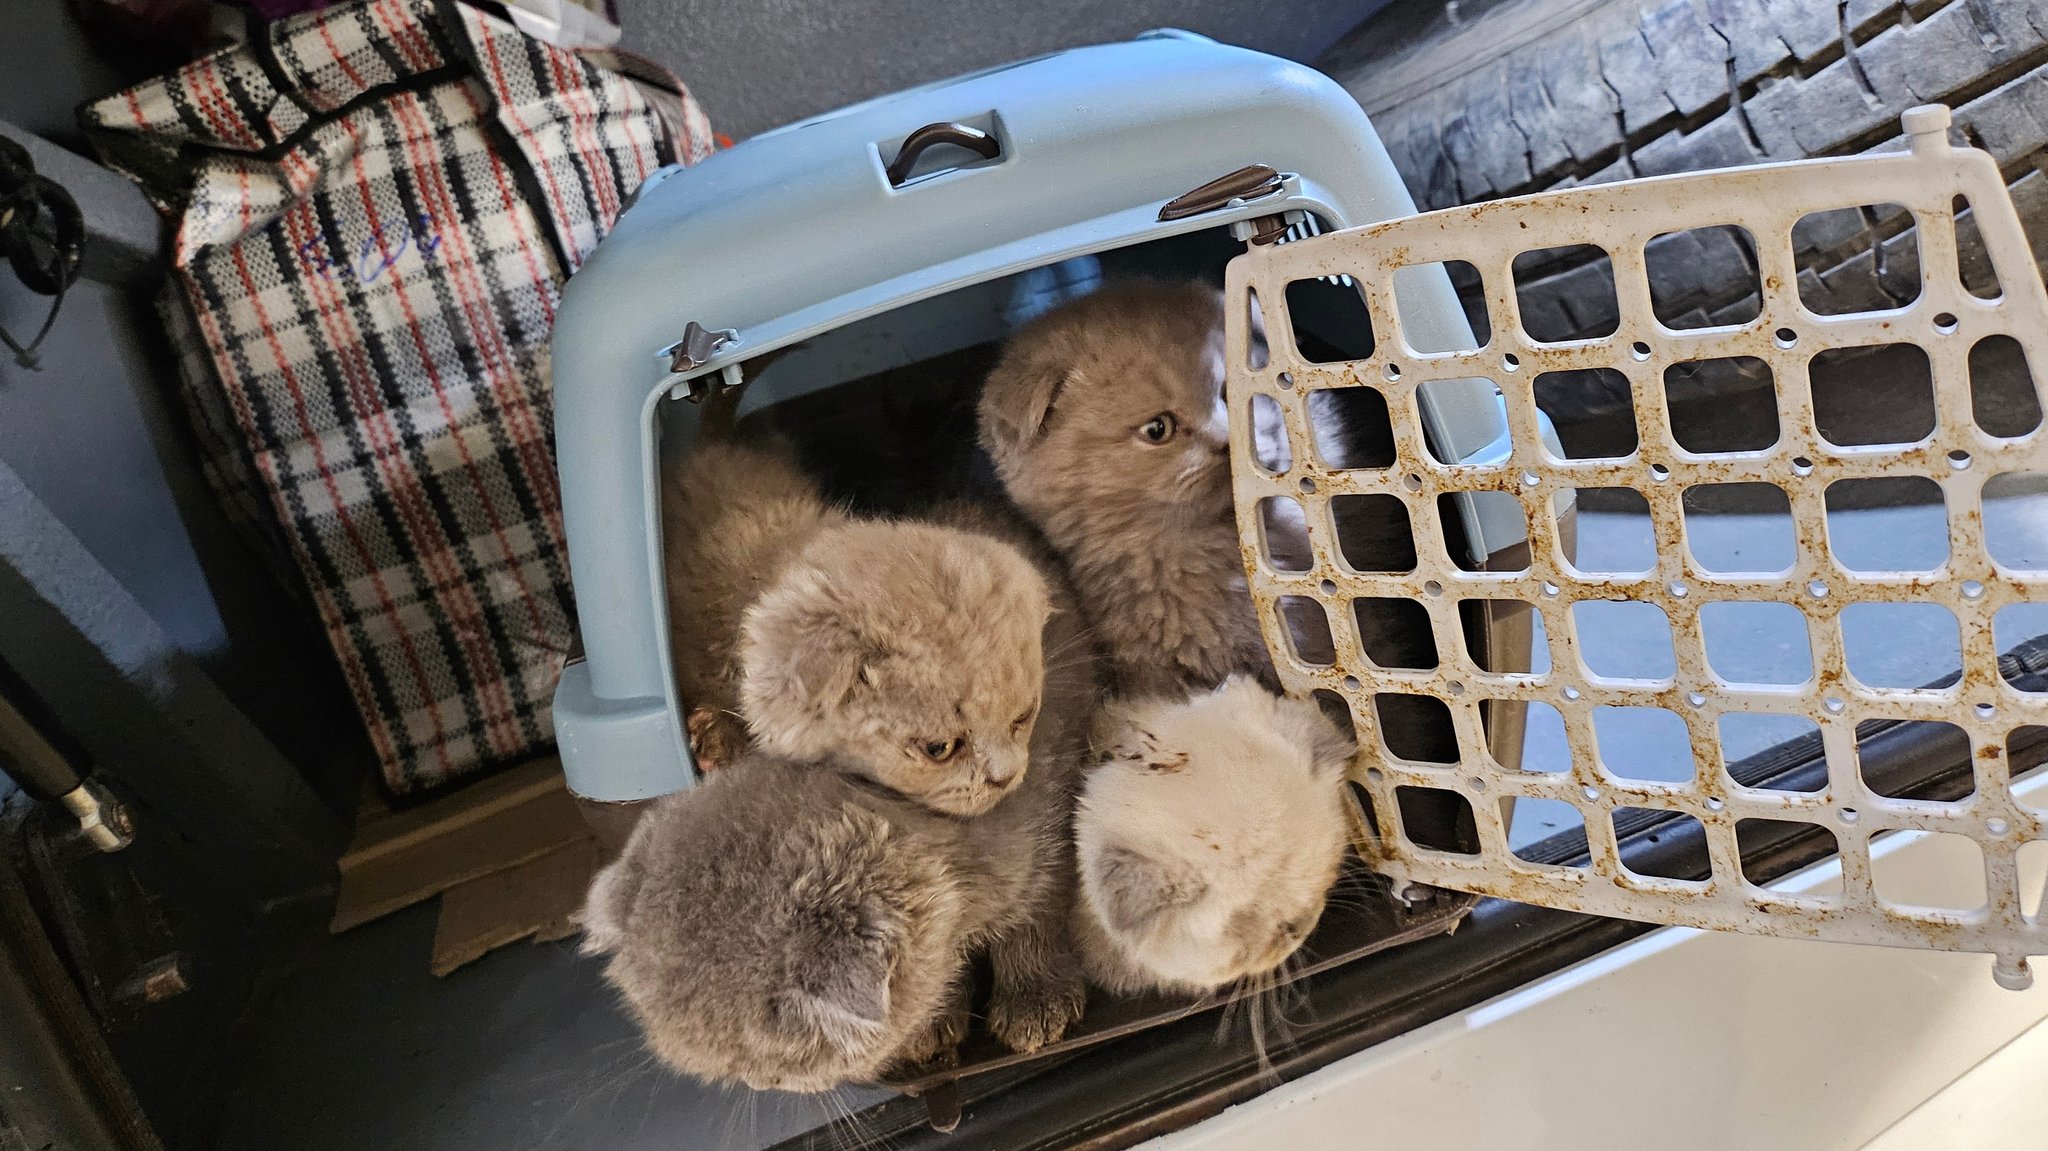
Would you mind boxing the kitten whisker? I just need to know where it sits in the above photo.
[716,1082,751,1151]
[819,1088,860,1151]
[1241,973,1279,1080]
[821,1087,856,1151]
[1329,873,1391,896]
[1039,651,1104,677]
[1270,957,1316,1029]
[834,1085,902,1151]
[537,1045,656,1148]
[1040,629,1099,657]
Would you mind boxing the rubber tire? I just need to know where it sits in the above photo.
[1319,0,2048,432]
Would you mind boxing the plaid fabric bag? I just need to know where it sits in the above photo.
[84,0,714,792]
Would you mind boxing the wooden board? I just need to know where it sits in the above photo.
[331,757,592,945]
[430,838,597,975]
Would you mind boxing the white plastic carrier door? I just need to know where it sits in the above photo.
[1226,106,2048,989]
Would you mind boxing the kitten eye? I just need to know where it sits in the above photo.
[917,737,963,763]
[1135,413,1177,444]
[1011,705,1038,731]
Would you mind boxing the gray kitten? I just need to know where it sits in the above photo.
[979,280,1269,696]
[665,439,1057,806]
[585,522,1098,1087]
[978,282,1438,751]
[582,752,979,1092]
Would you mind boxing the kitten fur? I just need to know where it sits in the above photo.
[979,280,1268,696]
[979,281,1433,717]
[738,509,1054,818]
[586,528,1099,1088]
[661,438,848,769]
[1071,675,1354,996]
[581,753,976,1093]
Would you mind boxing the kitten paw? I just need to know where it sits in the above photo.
[986,971,1086,1054]
[889,997,971,1071]
[685,707,741,773]
[880,1044,959,1083]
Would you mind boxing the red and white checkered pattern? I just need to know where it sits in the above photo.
[86,0,713,792]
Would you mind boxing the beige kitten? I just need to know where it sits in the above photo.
[661,438,848,769]
[978,280,1276,696]
[664,438,1054,806]
[738,508,1055,817]
[1072,675,1354,996]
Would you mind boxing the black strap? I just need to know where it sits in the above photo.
[0,141,83,369]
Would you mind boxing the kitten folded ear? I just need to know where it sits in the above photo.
[788,634,874,713]
[1215,675,1356,778]
[1273,691,1358,778]
[978,344,1074,458]
[774,826,909,1054]
[772,937,895,1055]
[578,855,643,956]
[1094,705,1190,774]
[741,591,879,726]
[1089,844,1209,935]
[1104,730,1189,774]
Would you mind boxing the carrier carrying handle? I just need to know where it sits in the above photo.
[884,122,1000,186]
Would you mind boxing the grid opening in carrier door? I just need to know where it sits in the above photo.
[546,29,1550,1098]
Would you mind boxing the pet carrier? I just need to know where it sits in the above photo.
[546,31,1554,1112]
[548,30,1547,811]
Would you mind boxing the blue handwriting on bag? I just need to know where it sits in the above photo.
[298,215,444,284]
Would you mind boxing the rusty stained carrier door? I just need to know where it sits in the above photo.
[1226,106,2048,989]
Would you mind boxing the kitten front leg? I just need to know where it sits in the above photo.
[984,912,1086,1053]
[885,980,972,1075]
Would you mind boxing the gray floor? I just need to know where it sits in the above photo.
[212,902,883,1151]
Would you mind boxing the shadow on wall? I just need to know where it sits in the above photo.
[617,0,1394,140]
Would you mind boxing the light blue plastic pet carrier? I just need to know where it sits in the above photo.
[548,30,1547,808]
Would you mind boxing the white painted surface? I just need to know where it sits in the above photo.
[1861,1012,2048,1150]
[1143,770,2048,1151]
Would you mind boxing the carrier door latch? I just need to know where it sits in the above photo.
[1158,164,1303,245]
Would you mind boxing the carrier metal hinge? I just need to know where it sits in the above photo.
[660,321,743,402]
[662,321,737,373]
[1158,164,1303,245]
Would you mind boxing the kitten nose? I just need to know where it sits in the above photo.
[980,749,1028,787]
